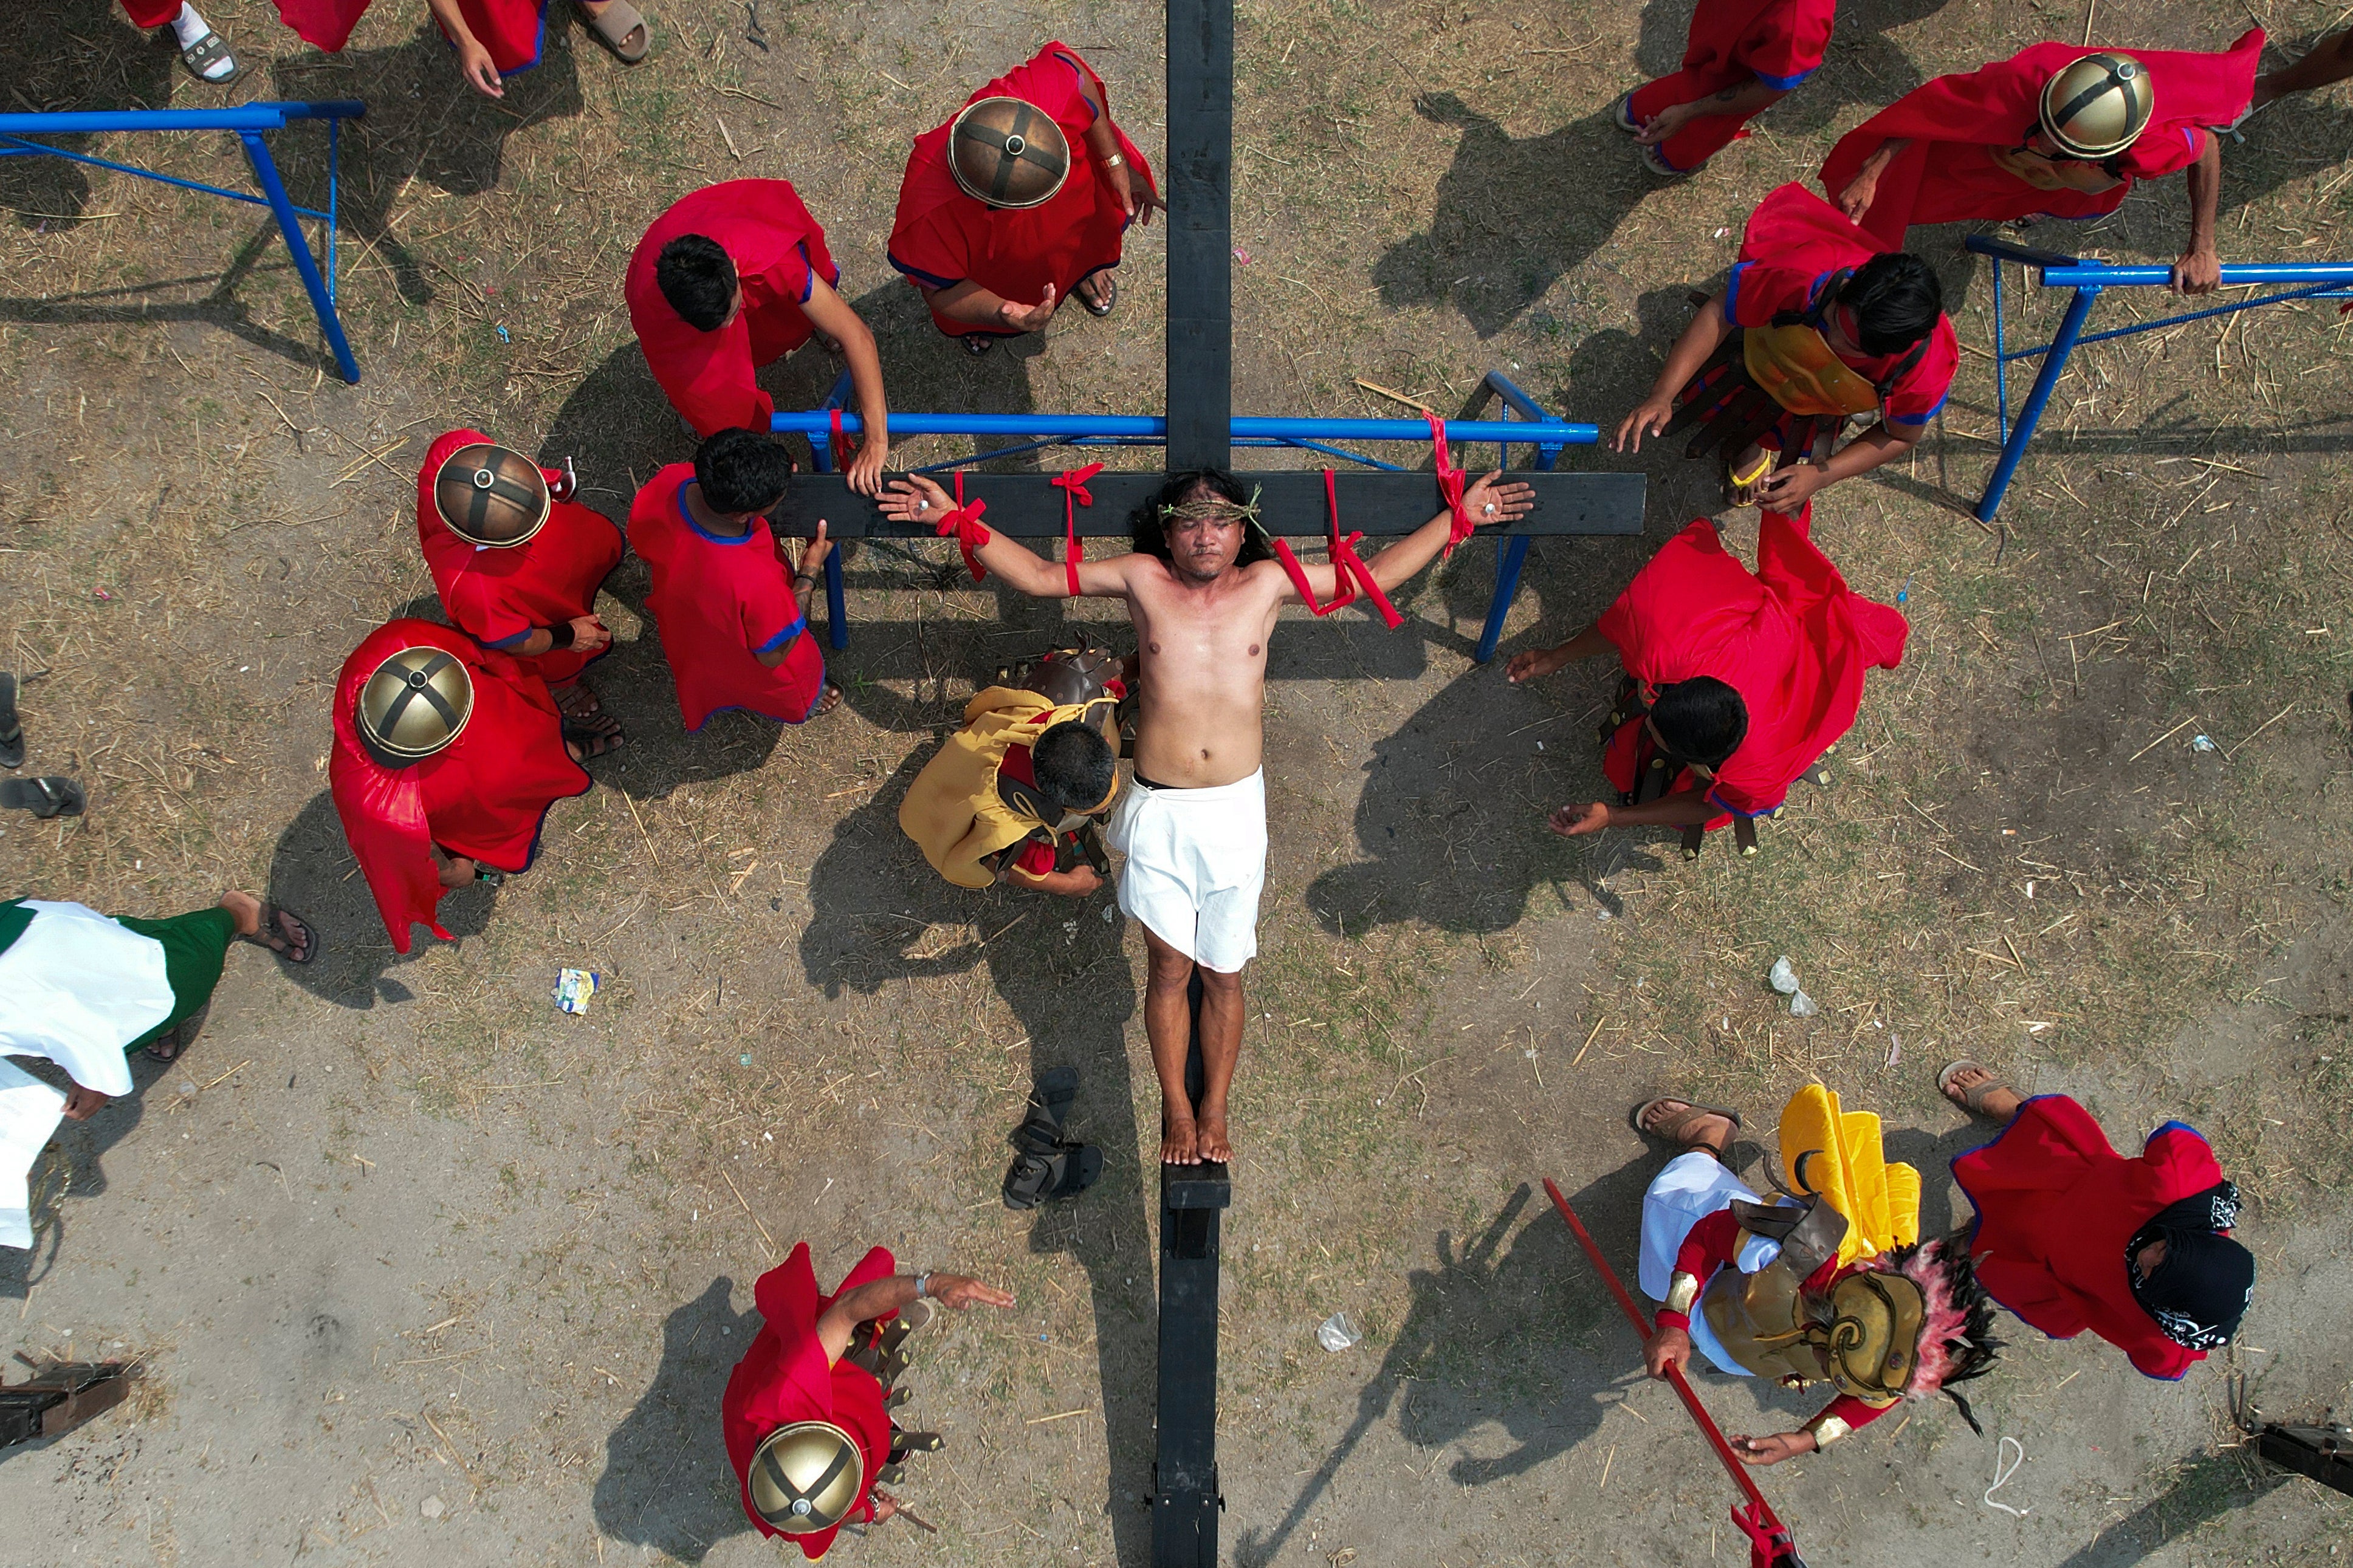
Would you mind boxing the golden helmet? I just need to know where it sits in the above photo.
[949,97,1070,209]
[1821,1269,1928,1405]
[434,442,551,548]
[2038,52,2154,160]
[356,646,473,764]
[747,1421,865,1534]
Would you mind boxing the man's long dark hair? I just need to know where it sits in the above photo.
[1128,469,1272,567]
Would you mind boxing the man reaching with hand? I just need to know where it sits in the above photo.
[879,465,1532,1162]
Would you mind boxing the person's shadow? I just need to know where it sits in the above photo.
[0,1056,165,1310]
[795,740,1158,1568]
[0,0,177,228]
[1235,1165,1660,1566]
[592,1277,760,1560]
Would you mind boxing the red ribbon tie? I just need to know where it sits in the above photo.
[1427,411,1474,558]
[932,470,992,583]
[1267,471,1404,629]
[1053,462,1103,597]
[827,408,856,473]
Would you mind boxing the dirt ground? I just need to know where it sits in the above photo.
[1,0,2350,1564]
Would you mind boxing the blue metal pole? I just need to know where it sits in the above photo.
[1976,283,2099,524]
[1470,377,1567,663]
[238,129,359,384]
[2037,261,2353,288]
[770,411,1599,445]
[808,374,852,651]
[0,101,365,135]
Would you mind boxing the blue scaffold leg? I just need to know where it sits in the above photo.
[1475,535,1531,664]
[809,368,854,649]
[238,130,357,385]
[1975,284,2098,524]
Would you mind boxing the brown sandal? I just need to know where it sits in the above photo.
[1938,1060,2017,1118]
[578,0,651,63]
[1630,1096,1743,1149]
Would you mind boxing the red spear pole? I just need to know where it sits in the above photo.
[1541,1177,1796,1543]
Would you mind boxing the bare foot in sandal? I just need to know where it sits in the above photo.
[1637,1098,1737,1158]
[807,680,845,719]
[1940,1063,2024,1121]
[221,890,315,964]
[551,679,605,722]
[564,711,627,760]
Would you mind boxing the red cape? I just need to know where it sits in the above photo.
[1683,0,1836,89]
[328,620,589,953]
[887,44,1156,337]
[1953,1096,2227,1380]
[1819,32,2262,245]
[416,429,624,685]
[721,1244,898,1556]
[624,181,841,438]
[1597,512,1908,818]
[271,0,373,50]
[627,464,826,730]
[277,0,551,71]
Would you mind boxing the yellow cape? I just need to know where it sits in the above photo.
[1778,1083,1921,1268]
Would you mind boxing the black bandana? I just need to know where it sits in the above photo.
[2125,1180,2253,1351]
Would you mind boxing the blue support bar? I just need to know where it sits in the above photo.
[772,411,1598,445]
[0,100,368,383]
[1976,284,2099,524]
[1471,371,1569,664]
[810,369,853,650]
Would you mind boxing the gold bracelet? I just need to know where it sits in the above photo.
[1801,1414,1852,1448]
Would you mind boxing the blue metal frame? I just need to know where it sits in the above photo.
[0,100,368,383]
[1969,236,2353,523]
[779,370,1597,659]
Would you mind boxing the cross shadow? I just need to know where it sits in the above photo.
[591,1276,760,1561]
[0,0,177,227]
[1373,95,1654,339]
[2052,1449,2287,1567]
[796,741,1156,1568]
[1235,1165,1658,1566]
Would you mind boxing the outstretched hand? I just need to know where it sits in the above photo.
[1462,470,1535,528]
[1548,801,1612,837]
[924,1274,1015,1311]
[999,285,1057,333]
[1728,1431,1815,1467]
[878,474,956,525]
[1505,645,1572,684]
[1614,395,1675,454]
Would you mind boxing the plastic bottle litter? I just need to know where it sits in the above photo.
[554,968,600,1015]
[1767,956,1801,995]
[1316,1312,1362,1353]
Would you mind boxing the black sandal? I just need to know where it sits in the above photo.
[144,1001,210,1063]
[563,713,626,759]
[1079,275,1118,318]
[1003,1066,1104,1209]
[961,334,998,357]
[239,903,318,965]
[0,776,83,818]
[0,673,21,770]
[177,28,241,85]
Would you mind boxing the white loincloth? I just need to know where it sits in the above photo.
[1105,769,1267,974]
[1637,1149,1801,1377]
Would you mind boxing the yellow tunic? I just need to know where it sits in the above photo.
[898,687,1119,889]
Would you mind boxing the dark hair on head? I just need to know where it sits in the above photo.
[1128,469,1271,567]
[1031,720,1117,814]
[1889,1232,2004,1435]
[695,428,795,515]
[1649,676,1748,769]
[656,234,740,332]
[1838,253,1943,356]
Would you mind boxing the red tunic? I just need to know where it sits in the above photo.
[1598,512,1908,821]
[627,464,826,731]
[1628,0,1838,169]
[269,0,373,50]
[328,619,589,953]
[721,1244,898,1558]
[1657,1207,1890,1436]
[1818,31,2264,248]
[625,182,842,439]
[1953,1095,2228,1380]
[1724,184,1959,428]
[416,429,624,686]
[887,44,1156,338]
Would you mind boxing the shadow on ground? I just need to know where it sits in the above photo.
[0,1055,165,1304]
[797,742,1157,1568]
[591,1276,759,1561]
[265,789,496,1009]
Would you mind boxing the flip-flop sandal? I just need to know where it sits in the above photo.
[0,776,83,818]
[1611,94,1642,134]
[1938,1060,2018,1117]
[563,714,626,759]
[806,682,845,720]
[963,334,998,357]
[1629,1096,1744,1146]
[1079,276,1119,318]
[552,681,605,721]
[143,1002,210,1063]
[179,29,240,84]
[0,673,21,770]
[579,0,651,62]
[238,902,318,965]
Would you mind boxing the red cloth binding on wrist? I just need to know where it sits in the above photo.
[1052,462,1102,596]
[932,469,992,583]
[828,408,856,473]
[1427,411,1475,559]
[1268,470,1406,629]
[1654,1307,1692,1330]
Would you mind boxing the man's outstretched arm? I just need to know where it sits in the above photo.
[1352,470,1535,597]
[2170,134,2223,296]
[878,474,1132,598]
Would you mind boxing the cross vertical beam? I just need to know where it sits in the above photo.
[1166,0,1234,471]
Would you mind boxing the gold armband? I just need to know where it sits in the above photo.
[1801,1413,1852,1448]
[1663,1271,1701,1317]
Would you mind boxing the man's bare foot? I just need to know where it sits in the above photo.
[551,680,603,721]
[1637,1098,1736,1157]
[439,854,479,889]
[1195,1109,1232,1164]
[1940,1063,2024,1121]
[1161,1101,1200,1164]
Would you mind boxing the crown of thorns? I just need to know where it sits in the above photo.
[1159,485,1264,528]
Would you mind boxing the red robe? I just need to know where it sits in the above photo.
[273,1,550,72]
[269,0,373,50]
[1723,183,1960,428]
[887,44,1156,338]
[416,429,624,686]
[624,182,842,439]
[627,464,826,731]
[1953,1096,2229,1380]
[721,1244,898,1558]
[1627,0,1837,171]
[329,619,589,953]
[1818,31,2264,248]
[1598,512,1908,823]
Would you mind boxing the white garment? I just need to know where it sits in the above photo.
[1637,1149,1799,1377]
[0,900,173,1098]
[0,1060,65,1250]
[1105,768,1267,974]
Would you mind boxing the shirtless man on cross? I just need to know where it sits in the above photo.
[880,467,1533,1162]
